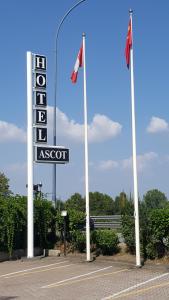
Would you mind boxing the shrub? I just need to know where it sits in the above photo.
[34,198,57,249]
[145,242,157,259]
[146,208,169,258]
[0,196,57,255]
[121,214,135,254]
[145,241,165,259]
[94,229,119,255]
[71,230,86,252]
[149,209,169,240]
[68,209,86,231]
[56,209,86,249]
[121,205,169,259]
[0,195,27,256]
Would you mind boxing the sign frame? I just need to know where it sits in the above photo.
[34,145,69,164]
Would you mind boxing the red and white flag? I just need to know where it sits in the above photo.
[125,19,132,68]
[71,45,83,83]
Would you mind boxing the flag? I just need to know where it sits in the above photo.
[125,19,132,68]
[71,45,83,83]
[126,12,141,267]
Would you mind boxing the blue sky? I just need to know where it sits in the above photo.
[1,0,169,201]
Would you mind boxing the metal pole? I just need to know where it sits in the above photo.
[83,33,91,262]
[129,10,141,267]
[27,52,34,258]
[63,217,66,256]
[53,0,87,207]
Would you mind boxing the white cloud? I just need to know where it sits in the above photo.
[0,106,121,145]
[96,152,158,173]
[88,114,122,143]
[98,160,119,171]
[0,121,26,143]
[147,116,169,133]
[48,106,122,143]
[122,152,158,172]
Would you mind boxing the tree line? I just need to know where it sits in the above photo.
[1,171,168,216]
[1,171,169,259]
[58,189,168,216]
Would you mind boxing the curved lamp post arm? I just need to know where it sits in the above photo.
[53,0,87,205]
[53,0,87,144]
[56,0,87,44]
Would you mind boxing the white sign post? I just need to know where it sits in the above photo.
[27,52,47,258]
[27,52,69,259]
[27,52,34,258]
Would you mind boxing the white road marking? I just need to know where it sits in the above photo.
[4,264,74,278]
[102,272,169,299]
[42,269,128,289]
[42,265,113,289]
[0,260,68,278]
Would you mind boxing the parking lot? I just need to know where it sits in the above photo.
[0,256,169,299]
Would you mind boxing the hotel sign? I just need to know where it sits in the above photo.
[33,54,47,144]
[35,146,69,164]
[32,54,69,164]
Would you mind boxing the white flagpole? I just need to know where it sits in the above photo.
[27,52,34,258]
[129,10,141,267]
[82,33,91,262]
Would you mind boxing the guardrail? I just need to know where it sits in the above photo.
[90,215,122,229]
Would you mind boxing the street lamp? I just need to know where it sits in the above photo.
[61,210,68,256]
[26,182,43,199]
[53,0,87,207]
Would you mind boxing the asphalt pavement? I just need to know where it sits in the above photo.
[0,255,169,299]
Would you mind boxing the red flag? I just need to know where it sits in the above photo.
[125,19,132,68]
[71,45,83,83]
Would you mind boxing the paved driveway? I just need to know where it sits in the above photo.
[0,256,169,299]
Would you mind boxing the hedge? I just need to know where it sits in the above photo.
[122,207,169,259]
[94,229,119,255]
[0,195,57,256]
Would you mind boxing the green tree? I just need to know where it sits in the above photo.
[114,192,133,215]
[143,189,168,210]
[89,192,114,215]
[55,199,65,211]
[65,193,85,212]
[0,172,12,197]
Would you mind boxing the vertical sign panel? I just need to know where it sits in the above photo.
[33,54,47,144]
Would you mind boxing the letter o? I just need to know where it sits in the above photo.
[36,74,46,87]
[56,151,62,159]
